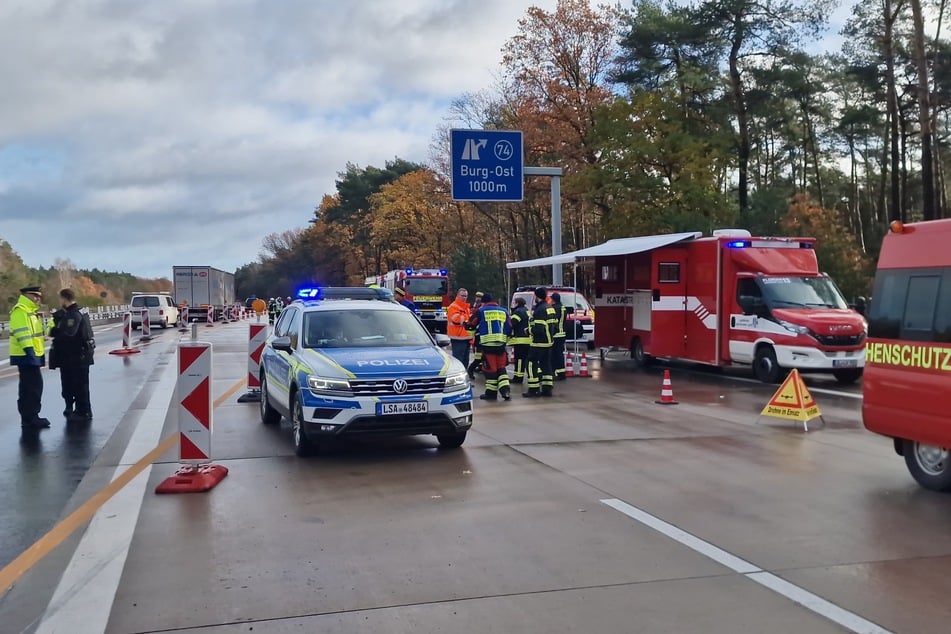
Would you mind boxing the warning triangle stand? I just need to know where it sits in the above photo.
[758,369,824,432]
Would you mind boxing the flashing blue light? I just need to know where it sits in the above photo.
[726,240,750,248]
[439,269,448,276]
[405,268,413,275]
[799,242,814,249]
[296,287,321,299]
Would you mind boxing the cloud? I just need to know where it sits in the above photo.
[0,0,557,278]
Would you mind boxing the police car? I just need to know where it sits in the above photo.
[259,287,473,456]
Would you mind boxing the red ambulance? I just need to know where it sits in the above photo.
[591,230,867,383]
[863,219,951,490]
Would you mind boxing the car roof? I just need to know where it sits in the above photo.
[293,299,405,312]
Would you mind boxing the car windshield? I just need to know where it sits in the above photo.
[403,277,447,296]
[303,309,433,348]
[759,276,848,310]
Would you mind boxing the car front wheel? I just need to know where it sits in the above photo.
[292,396,318,457]
[259,374,281,425]
[437,431,467,449]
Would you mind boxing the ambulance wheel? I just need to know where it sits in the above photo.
[259,374,282,425]
[903,440,951,491]
[833,368,862,385]
[292,396,318,457]
[753,346,782,383]
[630,338,651,368]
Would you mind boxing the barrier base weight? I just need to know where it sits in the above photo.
[155,464,228,494]
[109,347,141,356]
[236,391,261,403]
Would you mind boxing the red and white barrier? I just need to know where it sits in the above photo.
[139,309,152,341]
[206,306,214,327]
[178,306,189,332]
[155,340,228,493]
[237,323,268,403]
[109,312,141,355]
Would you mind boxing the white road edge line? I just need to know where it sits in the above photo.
[35,356,179,634]
[600,498,892,634]
[724,374,862,400]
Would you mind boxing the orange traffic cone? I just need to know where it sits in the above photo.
[655,369,678,404]
[565,353,575,377]
[578,353,590,378]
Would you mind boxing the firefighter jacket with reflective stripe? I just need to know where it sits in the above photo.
[9,295,45,365]
[474,302,511,348]
[552,302,568,339]
[529,302,557,348]
[447,298,472,340]
[508,305,531,345]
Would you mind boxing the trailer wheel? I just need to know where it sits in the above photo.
[903,440,951,491]
[753,346,782,383]
[630,338,651,368]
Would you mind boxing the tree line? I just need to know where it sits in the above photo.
[0,238,169,317]
[238,0,949,302]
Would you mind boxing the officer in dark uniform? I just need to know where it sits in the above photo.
[508,297,531,384]
[524,287,557,398]
[551,292,569,380]
[49,289,96,421]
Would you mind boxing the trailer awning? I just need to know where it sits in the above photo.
[505,232,703,269]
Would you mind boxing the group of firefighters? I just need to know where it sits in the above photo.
[446,286,571,401]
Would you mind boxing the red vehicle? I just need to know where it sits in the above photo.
[510,286,595,349]
[863,219,951,490]
[587,230,867,383]
[364,268,451,333]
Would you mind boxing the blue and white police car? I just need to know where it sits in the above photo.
[259,288,473,455]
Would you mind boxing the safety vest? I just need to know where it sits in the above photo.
[509,306,531,345]
[9,295,45,362]
[553,303,568,339]
[447,299,472,340]
[476,304,510,347]
[529,303,556,348]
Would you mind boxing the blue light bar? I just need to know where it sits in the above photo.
[405,268,413,274]
[726,240,751,248]
[439,269,448,275]
[296,287,321,299]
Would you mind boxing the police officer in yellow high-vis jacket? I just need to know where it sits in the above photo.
[10,286,51,429]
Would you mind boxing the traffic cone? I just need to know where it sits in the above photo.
[565,353,575,377]
[578,353,590,378]
[655,369,678,405]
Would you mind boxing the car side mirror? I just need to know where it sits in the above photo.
[434,333,451,349]
[271,336,293,352]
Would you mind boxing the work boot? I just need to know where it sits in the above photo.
[22,418,52,429]
[555,374,567,381]
[479,393,497,401]
[541,389,553,398]
[510,377,523,385]
[501,388,511,401]
[67,412,93,422]
[522,391,540,398]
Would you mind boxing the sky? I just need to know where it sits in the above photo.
[0,0,860,280]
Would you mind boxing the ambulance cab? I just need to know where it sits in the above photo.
[863,219,951,490]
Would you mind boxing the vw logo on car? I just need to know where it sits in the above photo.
[392,379,408,394]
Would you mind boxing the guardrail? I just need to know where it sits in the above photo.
[1,305,131,336]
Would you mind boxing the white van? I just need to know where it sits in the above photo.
[130,293,180,329]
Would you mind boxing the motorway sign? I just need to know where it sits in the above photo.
[450,129,523,201]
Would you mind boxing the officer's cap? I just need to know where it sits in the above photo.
[20,286,42,296]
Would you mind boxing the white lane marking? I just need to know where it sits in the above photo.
[724,374,862,400]
[36,356,178,634]
[601,498,892,634]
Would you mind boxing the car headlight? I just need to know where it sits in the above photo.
[778,320,810,335]
[307,375,351,395]
[444,371,469,392]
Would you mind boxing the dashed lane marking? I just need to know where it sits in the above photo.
[601,498,892,634]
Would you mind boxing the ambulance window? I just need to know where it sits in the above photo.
[658,262,680,283]
[868,271,906,339]
[736,278,762,303]
[934,271,951,343]
[601,265,619,282]
[903,275,940,333]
